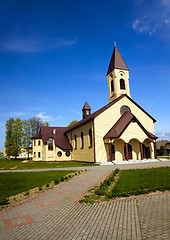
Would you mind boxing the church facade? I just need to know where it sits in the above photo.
[32,46,157,162]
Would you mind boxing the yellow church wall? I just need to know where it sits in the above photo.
[32,139,43,161]
[32,138,71,161]
[94,95,155,162]
[120,122,148,142]
[67,121,95,162]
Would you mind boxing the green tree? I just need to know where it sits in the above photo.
[5,118,15,158]
[29,117,49,136]
[11,118,23,159]
[22,120,32,159]
[67,120,78,127]
[5,118,23,159]
[0,151,3,156]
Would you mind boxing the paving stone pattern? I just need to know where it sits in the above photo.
[0,161,170,240]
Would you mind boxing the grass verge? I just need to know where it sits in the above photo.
[80,167,170,203]
[0,158,98,170]
[0,170,77,206]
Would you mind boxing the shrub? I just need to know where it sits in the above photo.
[68,175,72,178]
[46,183,49,187]
[0,197,8,205]
[39,186,42,191]
[54,179,59,185]
[75,173,77,175]
[115,168,120,174]
[64,176,68,180]
[60,177,64,182]
[24,191,29,196]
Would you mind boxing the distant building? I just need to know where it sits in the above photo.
[156,140,170,156]
[32,46,157,162]
[4,148,32,158]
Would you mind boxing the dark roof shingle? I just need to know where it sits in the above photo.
[104,111,157,140]
[107,46,129,76]
[32,127,72,150]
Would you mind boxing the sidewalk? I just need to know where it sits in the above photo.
[0,162,169,239]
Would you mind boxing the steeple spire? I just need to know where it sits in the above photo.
[107,45,131,103]
[107,46,129,76]
[82,102,91,119]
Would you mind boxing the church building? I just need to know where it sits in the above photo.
[32,46,157,162]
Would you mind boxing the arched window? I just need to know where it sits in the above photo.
[81,132,84,149]
[74,135,77,149]
[111,80,114,92]
[120,78,125,90]
[48,138,53,151]
[89,128,92,147]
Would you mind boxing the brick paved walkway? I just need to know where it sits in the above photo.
[0,162,169,240]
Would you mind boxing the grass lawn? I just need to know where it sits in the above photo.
[0,170,76,204]
[80,167,170,203]
[0,158,97,170]
[112,167,170,196]
[158,156,170,160]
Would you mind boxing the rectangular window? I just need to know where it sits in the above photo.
[34,140,36,146]
[48,139,53,151]
[38,140,41,146]
[34,152,36,158]
[81,132,84,149]
[111,80,114,92]
[38,152,41,158]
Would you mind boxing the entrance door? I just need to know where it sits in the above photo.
[145,147,151,159]
[124,144,132,160]
[128,144,132,159]
[109,144,115,161]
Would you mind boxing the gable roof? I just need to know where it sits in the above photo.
[104,111,157,140]
[32,126,72,150]
[65,94,156,133]
[107,46,129,76]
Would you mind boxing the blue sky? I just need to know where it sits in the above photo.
[0,0,170,152]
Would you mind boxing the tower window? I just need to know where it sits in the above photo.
[89,128,92,147]
[38,140,41,146]
[120,78,125,90]
[48,138,53,151]
[111,80,114,92]
[81,132,84,149]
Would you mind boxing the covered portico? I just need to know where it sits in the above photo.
[104,137,157,161]
[103,111,157,161]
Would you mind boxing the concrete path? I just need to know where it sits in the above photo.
[0,161,169,240]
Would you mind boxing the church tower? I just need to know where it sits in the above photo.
[107,46,131,103]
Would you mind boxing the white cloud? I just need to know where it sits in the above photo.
[132,0,170,38]
[0,36,77,53]
[156,131,170,140]
[159,0,170,6]
[36,112,62,122]
[0,112,27,117]
[69,108,81,116]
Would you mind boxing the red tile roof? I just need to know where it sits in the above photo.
[107,46,129,76]
[65,94,156,133]
[32,127,72,150]
[104,111,157,140]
